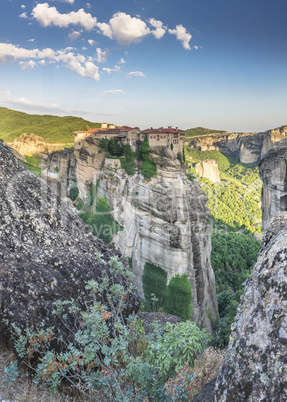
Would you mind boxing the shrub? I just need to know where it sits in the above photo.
[165,274,193,321]
[141,160,157,181]
[8,254,201,401]
[177,153,183,166]
[99,138,109,151]
[170,143,173,151]
[142,262,167,311]
[108,138,123,157]
[68,184,79,201]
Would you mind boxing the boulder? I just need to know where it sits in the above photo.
[0,142,139,346]
[214,212,287,401]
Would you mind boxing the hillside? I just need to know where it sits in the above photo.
[0,107,101,144]
[185,126,227,139]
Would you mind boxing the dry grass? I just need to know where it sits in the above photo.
[0,345,69,401]
[166,347,224,400]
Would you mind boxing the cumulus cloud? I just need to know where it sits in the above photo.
[50,0,75,4]
[103,65,120,74]
[96,48,109,63]
[127,71,145,78]
[19,12,28,19]
[21,5,26,9]
[168,25,192,50]
[98,12,150,45]
[104,89,125,95]
[32,3,97,30]
[19,60,36,69]
[0,42,100,80]
[119,57,126,64]
[88,39,97,46]
[68,30,82,41]
[149,18,166,39]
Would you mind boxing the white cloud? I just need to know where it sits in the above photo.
[50,0,75,4]
[98,12,150,45]
[86,3,92,8]
[21,5,26,9]
[168,25,192,50]
[32,3,97,30]
[104,90,125,95]
[96,48,109,63]
[39,60,46,65]
[119,57,126,64]
[68,30,82,41]
[103,65,120,74]
[0,42,100,81]
[82,46,87,51]
[19,12,28,19]
[88,39,97,46]
[27,39,35,42]
[127,71,145,78]
[19,60,36,69]
[149,18,166,39]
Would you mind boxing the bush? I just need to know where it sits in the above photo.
[165,274,193,321]
[108,138,123,157]
[99,138,109,151]
[141,160,157,181]
[8,254,205,401]
[68,184,79,201]
[142,263,167,311]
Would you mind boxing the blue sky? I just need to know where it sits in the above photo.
[0,0,286,132]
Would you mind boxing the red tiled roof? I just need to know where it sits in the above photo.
[118,126,135,131]
[141,127,185,134]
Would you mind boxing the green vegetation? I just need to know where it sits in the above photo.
[23,163,41,177]
[185,127,227,139]
[165,274,193,321]
[68,181,79,201]
[142,263,193,321]
[76,183,122,244]
[120,144,137,175]
[8,253,211,400]
[185,147,262,233]
[0,107,101,144]
[142,262,168,311]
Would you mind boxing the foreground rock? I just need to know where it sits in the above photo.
[214,212,287,401]
[0,142,139,345]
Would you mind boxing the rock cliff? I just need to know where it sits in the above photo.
[0,142,139,345]
[188,125,287,164]
[260,146,287,230]
[97,148,218,332]
[195,160,220,183]
[9,133,64,157]
[214,211,287,401]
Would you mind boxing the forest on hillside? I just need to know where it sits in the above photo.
[0,107,100,144]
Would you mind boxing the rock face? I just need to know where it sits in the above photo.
[188,125,287,164]
[97,148,218,332]
[10,133,64,157]
[214,212,287,401]
[42,148,76,197]
[260,146,287,230]
[0,142,139,345]
[195,160,220,183]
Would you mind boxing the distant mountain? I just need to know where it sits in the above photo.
[0,107,101,144]
[185,127,227,138]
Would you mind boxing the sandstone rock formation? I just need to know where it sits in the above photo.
[10,133,64,157]
[195,160,220,183]
[214,211,287,401]
[97,147,218,332]
[42,148,76,197]
[260,146,287,230]
[188,125,287,164]
[0,142,139,345]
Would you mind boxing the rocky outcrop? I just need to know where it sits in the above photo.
[9,133,64,157]
[0,142,139,345]
[195,160,220,183]
[74,136,105,198]
[188,125,287,164]
[260,146,287,230]
[97,148,218,332]
[214,211,287,401]
[42,148,76,197]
